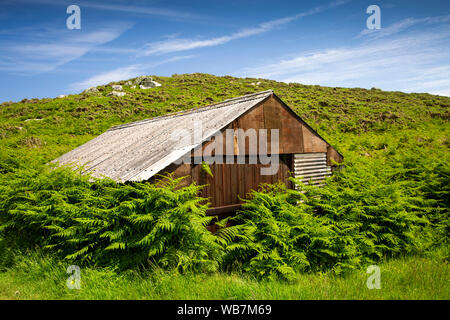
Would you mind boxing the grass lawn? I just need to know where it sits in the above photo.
[0,252,448,300]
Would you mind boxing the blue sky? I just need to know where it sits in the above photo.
[0,0,449,101]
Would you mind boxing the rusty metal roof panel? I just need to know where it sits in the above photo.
[54,90,273,182]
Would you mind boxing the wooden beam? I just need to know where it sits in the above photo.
[206,203,242,216]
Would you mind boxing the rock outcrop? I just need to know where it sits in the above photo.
[84,87,99,93]
[135,76,161,89]
[107,91,126,97]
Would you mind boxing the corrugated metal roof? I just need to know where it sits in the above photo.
[54,90,273,182]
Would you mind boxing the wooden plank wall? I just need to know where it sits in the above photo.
[201,96,306,155]
[191,155,292,208]
[155,95,343,211]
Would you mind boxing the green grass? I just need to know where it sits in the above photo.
[0,252,448,300]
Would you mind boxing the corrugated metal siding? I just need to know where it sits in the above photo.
[53,90,273,182]
[293,153,331,187]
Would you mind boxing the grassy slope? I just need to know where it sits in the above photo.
[0,73,449,299]
[0,252,448,300]
[0,73,449,170]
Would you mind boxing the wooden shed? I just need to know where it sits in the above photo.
[55,90,343,217]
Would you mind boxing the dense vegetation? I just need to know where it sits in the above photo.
[0,73,448,288]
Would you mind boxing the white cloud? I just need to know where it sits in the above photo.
[357,15,450,39]
[428,89,450,97]
[9,0,200,20]
[142,0,349,55]
[0,23,133,74]
[69,65,141,91]
[241,30,450,96]
[77,1,201,20]
[69,55,194,91]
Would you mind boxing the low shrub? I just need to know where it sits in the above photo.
[217,183,360,280]
[0,165,222,273]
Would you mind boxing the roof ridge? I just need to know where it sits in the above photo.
[109,90,273,131]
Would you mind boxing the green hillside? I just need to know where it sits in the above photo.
[0,73,448,169]
[0,73,448,288]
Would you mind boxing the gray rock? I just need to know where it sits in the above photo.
[111,84,123,90]
[134,76,147,84]
[135,76,161,89]
[84,87,99,93]
[57,94,67,98]
[24,118,43,122]
[140,81,161,89]
[107,91,126,97]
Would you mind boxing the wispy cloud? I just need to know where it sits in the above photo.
[69,55,194,91]
[429,89,450,97]
[143,0,350,55]
[8,0,202,20]
[77,1,202,20]
[357,14,450,39]
[69,64,142,91]
[241,28,450,96]
[0,23,133,74]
